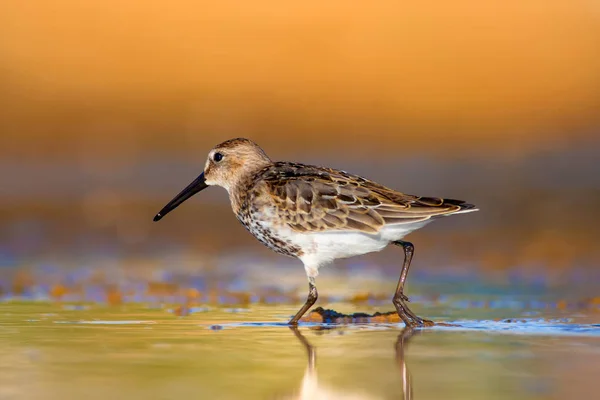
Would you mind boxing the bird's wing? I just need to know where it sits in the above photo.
[258,163,475,234]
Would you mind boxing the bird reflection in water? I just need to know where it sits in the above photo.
[282,327,418,400]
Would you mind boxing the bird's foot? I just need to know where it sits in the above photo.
[393,302,434,328]
[411,317,435,327]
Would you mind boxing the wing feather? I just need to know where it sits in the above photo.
[256,162,476,234]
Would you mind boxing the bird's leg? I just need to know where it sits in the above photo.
[394,240,414,302]
[392,240,434,327]
[289,277,318,325]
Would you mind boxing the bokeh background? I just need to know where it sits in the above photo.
[1,1,599,304]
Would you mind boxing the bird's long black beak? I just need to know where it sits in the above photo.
[153,172,208,222]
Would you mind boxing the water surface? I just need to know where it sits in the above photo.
[1,302,598,400]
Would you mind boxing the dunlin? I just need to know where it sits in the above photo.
[153,138,477,326]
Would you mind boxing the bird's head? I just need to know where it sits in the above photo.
[153,138,271,222]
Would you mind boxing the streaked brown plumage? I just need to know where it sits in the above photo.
[154,138,478,326]
[245,161,475,234]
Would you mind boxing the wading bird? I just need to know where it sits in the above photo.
[154,138,477,326]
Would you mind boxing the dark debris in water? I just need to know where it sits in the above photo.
[301,306,403,324]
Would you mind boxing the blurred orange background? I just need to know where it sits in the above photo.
[2,1,600,158]
[1,1,599,281]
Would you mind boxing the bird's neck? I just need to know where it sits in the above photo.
[227,160,271,214]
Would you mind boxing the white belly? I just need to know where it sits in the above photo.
[279,222,431,277]
[303,231,387,260]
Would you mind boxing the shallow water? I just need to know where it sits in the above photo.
[1,302,598,400]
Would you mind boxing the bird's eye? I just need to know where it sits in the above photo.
[213,152,224,162]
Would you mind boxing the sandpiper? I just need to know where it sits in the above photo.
[153,138,477,326]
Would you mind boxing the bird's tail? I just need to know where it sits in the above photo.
[440,198,479,214]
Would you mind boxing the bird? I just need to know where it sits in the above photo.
[153,138,478,327]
